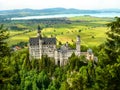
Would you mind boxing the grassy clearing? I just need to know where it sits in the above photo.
[7,16,111,47]
[69,16,112,21]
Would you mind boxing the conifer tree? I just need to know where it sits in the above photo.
[95,17,120,90]
[0,24,10,57]
[105,17,120,64]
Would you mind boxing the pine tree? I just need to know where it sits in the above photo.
[95,17,120,89]
[0,24,10,57]
[105,17,120,64]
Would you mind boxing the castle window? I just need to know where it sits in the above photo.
[58,60,60,66]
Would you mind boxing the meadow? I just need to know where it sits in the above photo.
[7,16,113,47]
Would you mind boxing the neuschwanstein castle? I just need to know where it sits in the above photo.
[29,25,96,66]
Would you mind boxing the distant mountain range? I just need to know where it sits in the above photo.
[0,8,120,18]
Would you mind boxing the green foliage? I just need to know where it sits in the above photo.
[0,24,10,57]
[59,81,70,90]
[68,53,87,71]
[105,17,120,64]
[0,17,120,90]
[5,16,110,46]
[94,17,120,90]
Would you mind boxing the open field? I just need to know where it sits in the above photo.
[42,26,107,46]
[6,16,112,47]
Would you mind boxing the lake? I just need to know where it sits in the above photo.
[11,13,120,20]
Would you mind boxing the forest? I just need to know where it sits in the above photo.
[0,17,120,90]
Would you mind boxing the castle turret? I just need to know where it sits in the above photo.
[66,42,68,48]
[60,52,64,66]
[76,35,80,56]
[54,50,58,65]
[87,48,94,60]
[37,25,43,58]
[39,38,43,58]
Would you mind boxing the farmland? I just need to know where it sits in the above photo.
[5,16,113,47]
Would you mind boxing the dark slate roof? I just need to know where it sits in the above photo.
[29,37,39,45]
[60,45,68,53]
[42,38,56,44]
[29,37,56,45]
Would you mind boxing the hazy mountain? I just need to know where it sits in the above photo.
[0,8,120,18]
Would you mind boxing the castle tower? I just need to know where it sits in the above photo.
[37,25,42,38]
[54,50,59,65]
[76,35,80,56]
[38,25,43,58]
[39,38,43,58]
[60,52,64,66]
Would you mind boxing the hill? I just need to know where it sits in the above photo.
[0,8,120,19]
[5,16,113,47]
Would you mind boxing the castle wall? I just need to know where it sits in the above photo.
[54,50,79,66]
[29,45,40,59]
[42,45,56,58]
[67,50,76,57]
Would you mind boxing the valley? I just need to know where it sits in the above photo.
[5,16,113,48]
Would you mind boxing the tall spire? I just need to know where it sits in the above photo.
[37,25,42,38]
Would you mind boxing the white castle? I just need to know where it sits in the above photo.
[29,25,95,66]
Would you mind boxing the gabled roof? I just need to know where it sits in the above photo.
[42,38,56,44]
[29,37,56,45]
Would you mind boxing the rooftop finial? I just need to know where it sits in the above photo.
[38,25,42,31]
[37,25,42,38]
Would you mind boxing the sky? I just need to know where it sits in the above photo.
[0,0,120,10]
